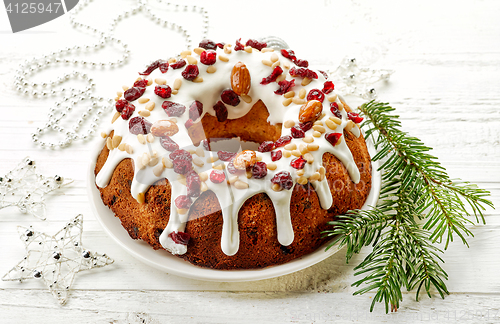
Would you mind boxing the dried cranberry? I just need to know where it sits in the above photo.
[322,81,335,94]
[257,141,275,153]
[347,112,364,124]
[227,161,244,175]
[184,119,194,129]
[170,149,192,161]
[325,132,342,146]
[154,85,172,99]
[162,101,186,117]
[330,102,342,119]
[271,171,293,190]
[294,59,309,68]
[281,49,297,61]
[306,89,325,103]
[199,39,217,50]
[124,87,145,101]
[261,66,283,85]
[234,38,244,51]
[291,126,305,138]
[171,59,187,69]
[290,156,306,169]
[289,67,318,79]
[252,162,267,179]
[170,231,190,245]
[319,70,329,79]
[181,64,199,81]
[189,100,203,120]
[133,79,148,88]
[139,59,168,75]
[129,117,152,135]
[213,101,228,122]
[210,170,226,184]
[217,151,236,161]
[274,79,295,95]
[274,135,292,148]
[271,150,282,162]
[299,122,313,132]
[115,99,127,112]
[160,136,179,151]
[245,39,267,50]
[186,171,201,198]
[174,195,191,209]
[220,89,240,106]
[200,50,217,65]
[121,103,135,120]
[202,139,211,151]
[159,61,169,73]
[172,159,192,175]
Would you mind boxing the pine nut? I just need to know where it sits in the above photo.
[313,131,322,138]
[298,88,306,99]
[241,94,252,103]
[307,143,319,151]
[186,56,197,65]
[261,48,274,53]
[234,180,249,189]
[137,134,146,144]
[153,163,164,177]
[283,150,292,158]
[297,176,308,185]
[262,60,273,67]
[309,172,320,182]
[282,98,293,106]
[193,76,203,83]
[267,162,277,170]
[207,66,217,73]
[155,78,166,85]
[180,50,191,58]
[112,135,122,148]
[304,153,314,164]
[193,156,204,167]
[292,150,301,157]
[173,78,182,90]
[328,94,338,102]
[162,157,173,168]
[199,172,208,182]
[284,91,295,98]
[292,98,306,105]
[270,53,279,62]
[301,77,312,86]
[137,193,145,204]
[111,112,120,124]
[145,102,155,111]
[193,47,205,55]
[330,116,342,125]
[146,133,154,143]
[313,125,326,133]
[284,120,295,128]
[284,143,296,151]
[302,136,314,143]
[106,137,113,150]
[272,183,282,191]
[122,85,129,91]
[101,132,107,138]
[325,119,337,130]
[244,46,252,53]
[138,97,150,104]
[139,110,151,117]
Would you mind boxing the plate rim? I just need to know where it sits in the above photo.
[87,136,381,282]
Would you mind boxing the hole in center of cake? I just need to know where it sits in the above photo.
[208,137,260,153]
[188,100,282,147]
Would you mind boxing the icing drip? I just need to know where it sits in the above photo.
[96,42,364,256]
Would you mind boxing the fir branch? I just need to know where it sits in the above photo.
[323,100,494,313]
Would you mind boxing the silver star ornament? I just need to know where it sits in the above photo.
[0,157,73,220]
[2,214,114,305]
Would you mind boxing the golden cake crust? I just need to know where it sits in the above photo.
[95,101,371,269]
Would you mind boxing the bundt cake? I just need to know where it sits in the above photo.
[94,38,372,269]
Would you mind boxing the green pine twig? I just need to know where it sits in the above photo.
[323,101,494,313]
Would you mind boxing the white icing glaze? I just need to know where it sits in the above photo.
[95,42,365,256]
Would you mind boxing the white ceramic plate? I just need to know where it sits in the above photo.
[87,137,381,282]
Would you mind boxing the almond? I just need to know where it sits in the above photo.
[150,120,179,137]
[232,150,257,170]
[231,62,251,96]
[298,100,323,124]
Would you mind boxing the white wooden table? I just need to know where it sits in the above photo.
[1,0,499,323]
